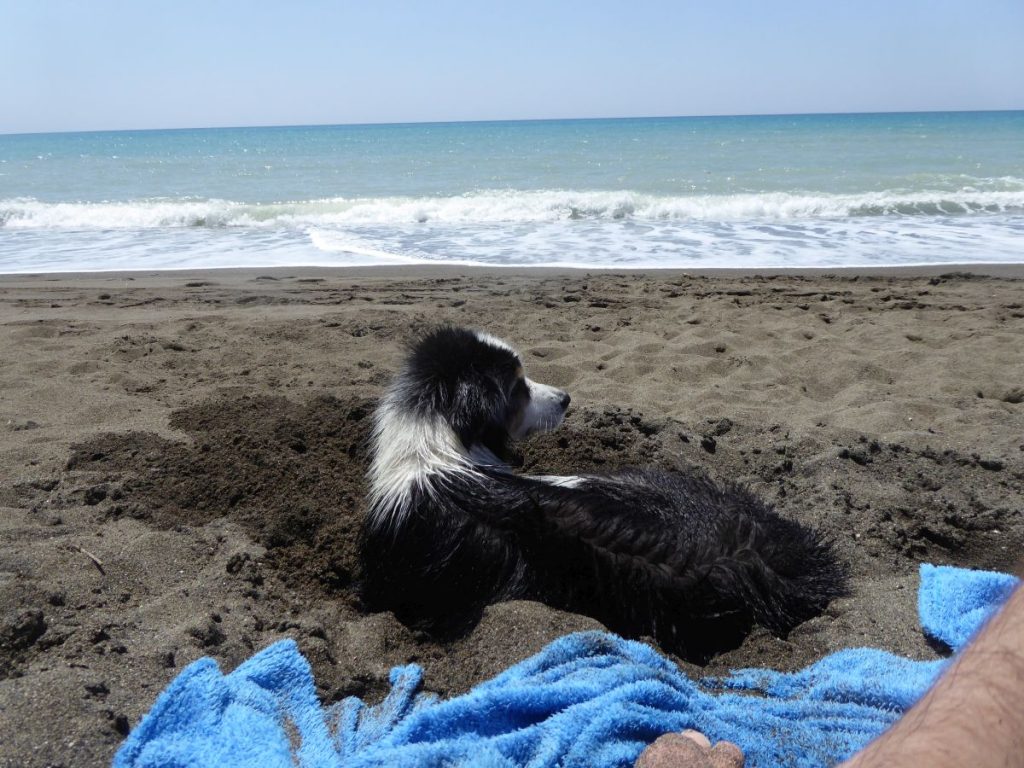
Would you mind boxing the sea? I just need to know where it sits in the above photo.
[1,111,1022,273]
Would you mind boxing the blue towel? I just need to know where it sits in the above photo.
[114,564,1019,768]
[917,563,1018,650]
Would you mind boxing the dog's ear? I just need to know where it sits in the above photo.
[449,376,507,448]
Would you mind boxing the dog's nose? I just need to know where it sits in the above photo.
[559,392,571,409]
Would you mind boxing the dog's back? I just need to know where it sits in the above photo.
[518,468,845,654]
[362,462,846,657]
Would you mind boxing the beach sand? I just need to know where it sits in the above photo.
[1,266,1023,767]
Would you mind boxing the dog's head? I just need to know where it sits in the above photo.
[395,327,570,455]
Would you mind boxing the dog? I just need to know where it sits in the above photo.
[360,327,846,659]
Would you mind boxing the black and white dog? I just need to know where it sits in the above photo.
[360,327,846,658]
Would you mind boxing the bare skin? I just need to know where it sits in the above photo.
[636,584,1024,768]
[635,730,744,768]
[841,583,1024,768]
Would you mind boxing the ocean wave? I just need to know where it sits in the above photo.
[2,187,1024,230]
[3,205,1023,274]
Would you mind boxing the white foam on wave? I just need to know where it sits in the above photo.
[299,230,444,266]
[3,186,1023,274]
[4,185,1024,231]
[2,211,1023,274]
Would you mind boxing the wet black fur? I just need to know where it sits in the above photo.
[360,327,847,661]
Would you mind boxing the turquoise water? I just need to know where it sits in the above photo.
[1,112,1022,271]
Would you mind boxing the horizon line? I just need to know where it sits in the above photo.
[2,107,1022,139]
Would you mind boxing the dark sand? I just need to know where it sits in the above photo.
[1,266,1022,767]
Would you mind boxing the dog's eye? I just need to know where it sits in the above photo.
[510,378,529,401]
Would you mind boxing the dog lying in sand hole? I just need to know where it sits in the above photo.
[359,327,846,660]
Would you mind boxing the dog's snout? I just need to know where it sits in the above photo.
[516,380,571,440]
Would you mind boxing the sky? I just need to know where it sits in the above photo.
[2,0,1022,135]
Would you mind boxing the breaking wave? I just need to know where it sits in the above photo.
[3,186,1024,230]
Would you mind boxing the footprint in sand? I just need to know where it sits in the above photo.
[528,346,570,362]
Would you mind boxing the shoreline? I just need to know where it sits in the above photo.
[3,261,1023,284]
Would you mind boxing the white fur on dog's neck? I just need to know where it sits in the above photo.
[366,388,477,534]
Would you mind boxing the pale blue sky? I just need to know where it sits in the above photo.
[2,0,1022,134]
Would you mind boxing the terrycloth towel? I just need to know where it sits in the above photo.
[917,563,1019,650]
[114,564,1019,768]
